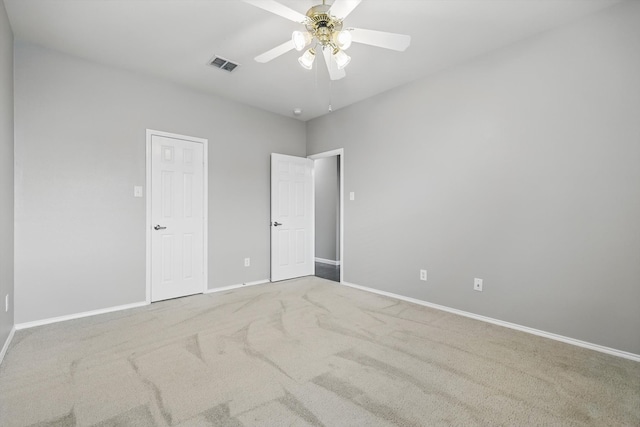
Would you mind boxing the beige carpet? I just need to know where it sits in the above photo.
[0,277,638,426]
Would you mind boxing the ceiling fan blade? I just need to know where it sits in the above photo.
[255,40,296,63]
[243,0,306,23]
[322,48,346,81]
[329,0,362,19]
[349,28,411,52]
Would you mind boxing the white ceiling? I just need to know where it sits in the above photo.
[4,0,622,121]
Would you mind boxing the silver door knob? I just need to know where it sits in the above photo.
[273,222,282,227]
[154,225,167,230]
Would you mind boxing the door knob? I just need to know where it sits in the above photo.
[154,225,167,230]
[273,222,282,227]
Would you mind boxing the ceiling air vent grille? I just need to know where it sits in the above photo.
[209,56,239,72]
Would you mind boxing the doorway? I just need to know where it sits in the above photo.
[309,149,344,283]
[146,130,208,302]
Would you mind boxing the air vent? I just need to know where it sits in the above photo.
[208,55,239,72]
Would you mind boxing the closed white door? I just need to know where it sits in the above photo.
[151,135,204,301]
[271,153,314,282]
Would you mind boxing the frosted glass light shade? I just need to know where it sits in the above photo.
[334,30,352,50]
[292,31,312,51]
[298,48,316,70]
[333,49,351,70]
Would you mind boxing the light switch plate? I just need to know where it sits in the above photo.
[134,186,143,197]
[350,192,355,201]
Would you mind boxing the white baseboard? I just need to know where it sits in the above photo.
[341,281,640,362]
[0,326,16,365]
[205,279,270,294]
[14,279,272,331]
[15,301,149,331]
[315,257,341,266]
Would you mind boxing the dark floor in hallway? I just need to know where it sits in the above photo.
[315,262,340,282]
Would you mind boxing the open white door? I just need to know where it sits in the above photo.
[271,153,314,282]
[150,134,205,301]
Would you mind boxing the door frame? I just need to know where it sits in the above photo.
[308,148,344,284]
[145,129,209,303]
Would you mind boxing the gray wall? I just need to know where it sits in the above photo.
[314,156,340,261]
[14,42,305,324]
[307,1,640,355]
[0,0,14,347]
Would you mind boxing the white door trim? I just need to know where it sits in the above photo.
[308,149,344,284]
[146,129,209,303]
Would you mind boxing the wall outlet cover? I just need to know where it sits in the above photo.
[244,258,250,267]
[420,269,427,281]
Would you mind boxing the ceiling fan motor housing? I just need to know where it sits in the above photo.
[305,4,343,47]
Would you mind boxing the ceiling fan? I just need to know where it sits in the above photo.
[243,0,411,80]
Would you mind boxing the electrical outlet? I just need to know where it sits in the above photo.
[244,258,250,267]
[474,278,483,292]
[5,294,8,312]
[420,269,427,281]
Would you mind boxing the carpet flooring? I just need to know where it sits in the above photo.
[1,277,638,426]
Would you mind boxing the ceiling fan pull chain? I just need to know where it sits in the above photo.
[315,49,319,91]
[328,76,333,112]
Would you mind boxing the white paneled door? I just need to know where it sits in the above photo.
[271,154,314,282]
[151,135,205,302]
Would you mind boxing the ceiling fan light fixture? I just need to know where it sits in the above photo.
[245,0,411,80]
[292,31,312,51]
[298,48,316,70]
[334,30,352,50]
[333,49,351,70]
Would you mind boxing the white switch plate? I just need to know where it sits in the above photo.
[5,294,8,312]
[349,192,355,201]
[134,186,143,198]
[474,278,483,292]
[420,269,427,281]
[244,258,250,267]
